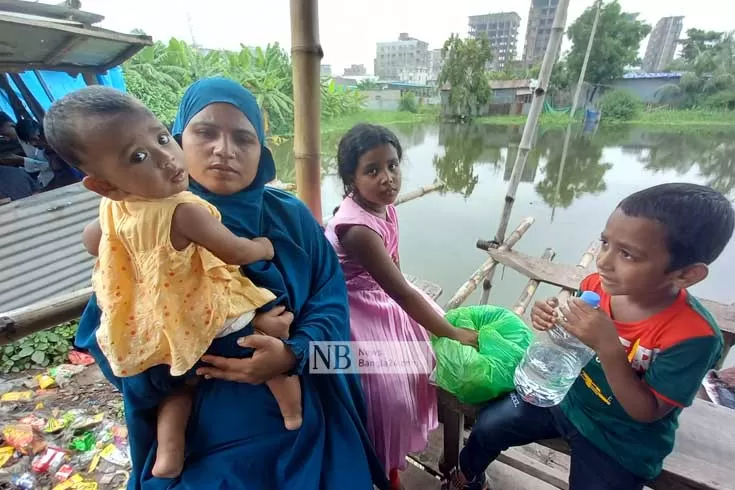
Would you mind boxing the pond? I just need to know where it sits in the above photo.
[271,122,735,361]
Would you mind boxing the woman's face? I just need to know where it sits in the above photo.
[182,103,261,195]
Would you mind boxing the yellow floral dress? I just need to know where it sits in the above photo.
[93,191,276,377]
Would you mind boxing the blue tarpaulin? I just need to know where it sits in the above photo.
[1,66,127,121]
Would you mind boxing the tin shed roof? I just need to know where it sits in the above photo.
[0,1,151,72]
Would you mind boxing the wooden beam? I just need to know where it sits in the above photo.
[0,287,92,345]
[0,13,152,45]
[486,248,592,290]
[0,0,105,25]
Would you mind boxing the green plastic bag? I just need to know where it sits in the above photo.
[431,305,533,404]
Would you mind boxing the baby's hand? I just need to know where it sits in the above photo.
[253,305,293,339]
[253,237,274,261]
[531,297,559,331]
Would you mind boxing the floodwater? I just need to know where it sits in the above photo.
[271,122,735,363]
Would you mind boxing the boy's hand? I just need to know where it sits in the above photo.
[253,237,275,261]
[531,297,559,331]
[558,298,618,353]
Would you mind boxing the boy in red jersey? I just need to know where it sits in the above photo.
[444,183,734,490]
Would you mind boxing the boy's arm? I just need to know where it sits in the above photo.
[172,202,273,265]
[596,342,677,422]
[562,299,721,422]
[82,219,102,257]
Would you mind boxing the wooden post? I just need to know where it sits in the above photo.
[82,71,99,86]
[513,248,555,316]
[445,217,534,310]
[290,0,324,222]
[493,0,570,246]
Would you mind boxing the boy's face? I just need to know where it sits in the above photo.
[77,111,187,200]
[595,208,705,297]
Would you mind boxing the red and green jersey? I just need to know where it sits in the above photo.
[560,273,723,481]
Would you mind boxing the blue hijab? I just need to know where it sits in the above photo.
[76,78,388,490]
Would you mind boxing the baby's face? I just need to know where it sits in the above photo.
[78,112,188,200]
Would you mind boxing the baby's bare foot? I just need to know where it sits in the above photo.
[152,446,184,478]
[284,415,303,431]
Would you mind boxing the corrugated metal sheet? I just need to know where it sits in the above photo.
[0,10,151,72]
[0,183,99,313]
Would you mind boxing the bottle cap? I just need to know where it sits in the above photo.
[579,291,601,308]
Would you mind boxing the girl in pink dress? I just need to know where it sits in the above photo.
[325,124,478,489]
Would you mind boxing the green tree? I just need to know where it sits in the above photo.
[438,34,493,119]
[657,32,735,109]
[122,38,365,135]
[565,1,650,102]
[679,29,725,64]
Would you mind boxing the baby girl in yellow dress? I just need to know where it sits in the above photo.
[43,87,302,478]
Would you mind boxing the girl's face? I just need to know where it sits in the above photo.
[351,143,401,209]
[182,103,261,196]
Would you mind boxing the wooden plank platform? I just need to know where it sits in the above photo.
[406,274,443,302]
[435,386,735,490]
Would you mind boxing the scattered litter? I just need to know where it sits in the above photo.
[0,364,127,489]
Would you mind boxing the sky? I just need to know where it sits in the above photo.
[44,0,730,74]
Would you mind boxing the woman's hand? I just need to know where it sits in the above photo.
[197,335,297,384]
[531,297,559,331]
[452,327,479,349]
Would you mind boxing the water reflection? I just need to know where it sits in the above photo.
[270,123,735,207]
[534,130,613,209]
[433,124,503,197]
[621,129,735,196]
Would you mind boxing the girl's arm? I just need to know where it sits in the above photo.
[171,202,273,265]
[339,224,477,347]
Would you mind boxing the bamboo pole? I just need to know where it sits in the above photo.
[394,181,444,206]
[493,0,570,246]
[445,217,534,311]
[290,0,323,222]
[513,248,556,316]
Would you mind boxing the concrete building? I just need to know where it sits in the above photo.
[523,0,559,68]
[320,64,332,77]
[643,16,684,72]
[468,12,521,70]
[429,49,443,83]
[374,33,429,81]
[343,64,367,76]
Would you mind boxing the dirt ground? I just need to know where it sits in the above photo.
[0,365,127,489]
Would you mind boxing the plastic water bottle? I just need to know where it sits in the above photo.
[514,291,601,407]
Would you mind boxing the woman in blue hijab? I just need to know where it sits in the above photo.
[75,77,388,490]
